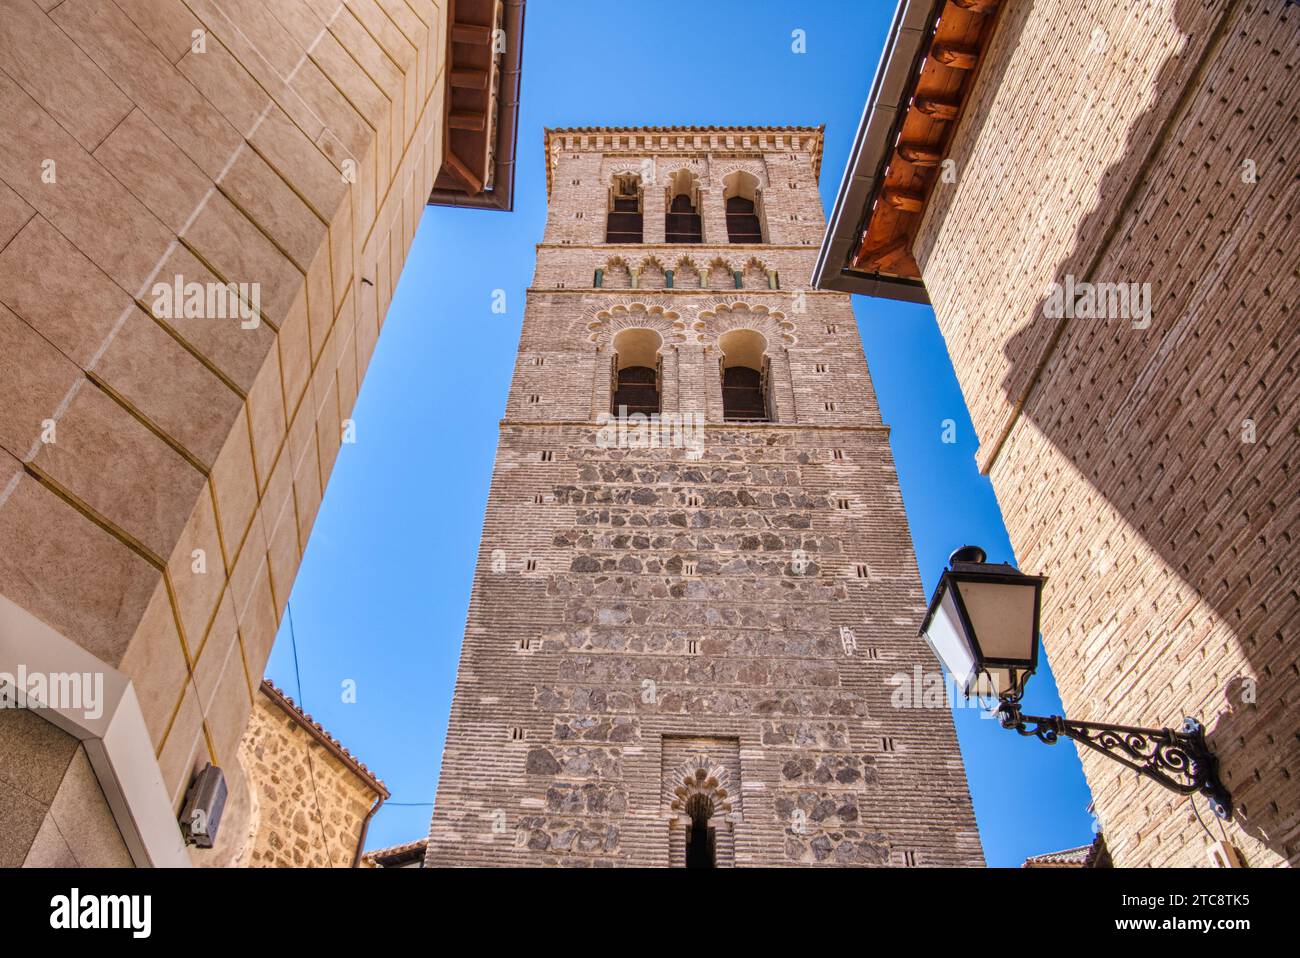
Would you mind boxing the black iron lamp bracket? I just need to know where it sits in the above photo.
[995,702,1233,820]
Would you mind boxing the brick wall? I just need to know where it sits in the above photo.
[0,0,446,864]
[427,129,983,867]
[914,0,1298,866]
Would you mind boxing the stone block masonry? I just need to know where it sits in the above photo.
[208,682,387,868]
[427,127,983,866]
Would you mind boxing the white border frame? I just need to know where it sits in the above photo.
[0,594,190,867]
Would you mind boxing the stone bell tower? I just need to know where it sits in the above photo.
[427,126,982,866]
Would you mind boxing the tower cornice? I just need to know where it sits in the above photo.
[543,125,825,197]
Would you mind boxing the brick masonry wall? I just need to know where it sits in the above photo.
[232,688,379,867]
[913,0,1298,866]
[0,0,446,864]
[427,129,983,867]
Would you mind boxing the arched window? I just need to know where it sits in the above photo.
[606,173,643,243]
[665,169,702,243]
[611,328,662,415]
[685,793,716,868]
[667,761,734,868]
[723,171,764,244]
[719,329,770,422]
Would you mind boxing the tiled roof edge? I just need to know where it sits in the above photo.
[259,680,390,799]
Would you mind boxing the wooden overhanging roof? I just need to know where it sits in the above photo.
[812,0,1002,301]
[428,0,525,211]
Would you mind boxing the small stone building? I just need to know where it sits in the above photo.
[1023,835,1112,869]
[195,681,387,868]
[364,837,429,868]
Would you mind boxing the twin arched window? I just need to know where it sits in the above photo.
[607,327,770,422]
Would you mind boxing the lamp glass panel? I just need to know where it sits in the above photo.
[923,587,977,690]
[952,579,1037,663]
[972,666,1015,700]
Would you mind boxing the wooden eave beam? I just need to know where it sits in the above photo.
[450,68,488,90]
[883,189,926,213]
[899,143,943,167]
[852,235,910,270]
[444,148,484,194]
[452,23,492,45]
[932,44,979,70]
[915,97,960,121]
[951,0,999,14]
[450,111,486,131]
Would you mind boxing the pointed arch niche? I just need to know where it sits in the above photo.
[706,257,734,290]
[637,256,667,289]
[742,256,772,289]
[607,172,643,243]
[723,170,766,244]
[673,256,702,289]
[664,168,703,244]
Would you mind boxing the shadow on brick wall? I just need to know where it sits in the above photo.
[987,0,1298,864]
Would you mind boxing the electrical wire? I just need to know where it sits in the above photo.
[287,601,333,864]
[288,601,305,704]
[1188,794,1217,840]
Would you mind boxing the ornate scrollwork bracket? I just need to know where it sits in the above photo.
[995,702,1233,820]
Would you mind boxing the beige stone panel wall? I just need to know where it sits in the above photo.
[912,0,1298,865]
[0,0,446,865]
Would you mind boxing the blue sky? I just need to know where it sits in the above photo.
[266,0,1094,866]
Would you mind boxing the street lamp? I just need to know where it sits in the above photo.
[920,546,1234,821]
